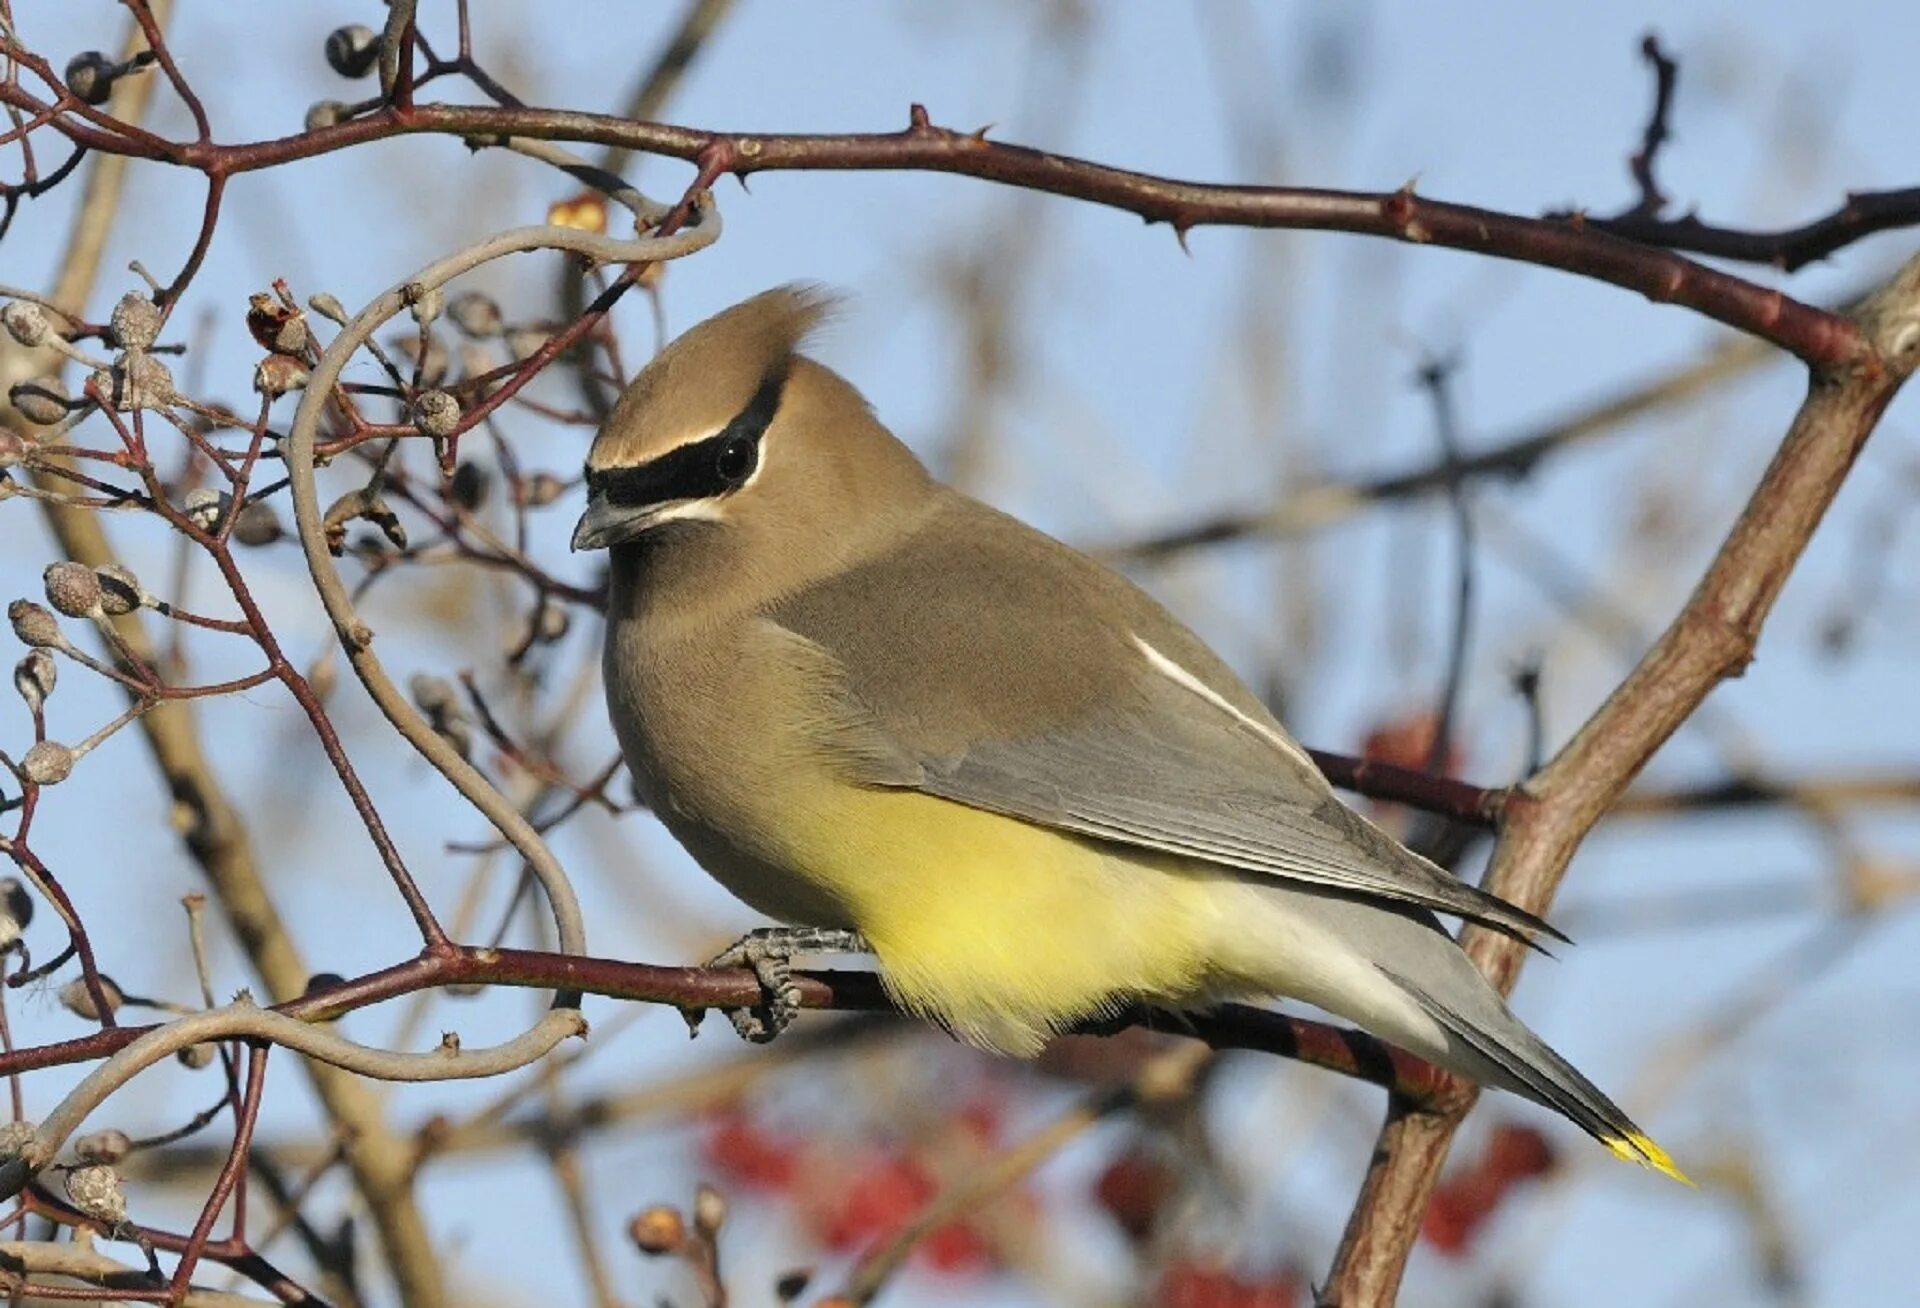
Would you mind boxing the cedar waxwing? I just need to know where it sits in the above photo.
[574,286,1685,1182]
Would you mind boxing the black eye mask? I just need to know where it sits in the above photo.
[587,367,787,510]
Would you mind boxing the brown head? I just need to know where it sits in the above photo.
[572,286,937,605]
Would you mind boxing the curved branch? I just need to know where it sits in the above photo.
[1320,248,1920,1306]
[0,1000,587,1197]
[278,199,722,969]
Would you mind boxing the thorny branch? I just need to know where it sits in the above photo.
[1319,250,1920,1308]
[0,6,1915,1306]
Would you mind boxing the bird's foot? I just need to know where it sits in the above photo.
[689,927,869,1043]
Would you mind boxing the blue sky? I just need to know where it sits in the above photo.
[5,3,1919,1305]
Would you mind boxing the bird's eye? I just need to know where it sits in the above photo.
[714,435,757,487]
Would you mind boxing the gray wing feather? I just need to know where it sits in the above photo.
[762,497,1558,943]
[914,693,1560,942]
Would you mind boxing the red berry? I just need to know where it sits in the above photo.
[701,1109,799,1191]
[1095,1150,1177,1241]
[1484,1122,1556,1181]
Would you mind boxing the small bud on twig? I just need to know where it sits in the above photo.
[176,1043,216,1070]
[693,1184,727,1239]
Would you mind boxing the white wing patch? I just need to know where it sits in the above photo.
[1131,635,1316,771]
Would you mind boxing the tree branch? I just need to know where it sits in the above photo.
[1318,247,1920,1307]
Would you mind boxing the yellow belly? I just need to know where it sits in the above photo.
[768,782,1227,1055]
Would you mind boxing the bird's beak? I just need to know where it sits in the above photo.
[570,492,659,552]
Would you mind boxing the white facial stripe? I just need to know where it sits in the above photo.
[1132,635,1315,770]
[648,498,728,525]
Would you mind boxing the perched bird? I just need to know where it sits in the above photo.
[574,286,1684,1182]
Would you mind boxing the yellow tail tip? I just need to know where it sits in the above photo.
[1603,1132,1696,1187]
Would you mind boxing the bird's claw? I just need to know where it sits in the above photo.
[689,927,868,1044]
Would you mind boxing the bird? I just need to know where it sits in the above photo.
[572,284,1685,1183]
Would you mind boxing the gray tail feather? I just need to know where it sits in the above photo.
[1380,965,1644,1151]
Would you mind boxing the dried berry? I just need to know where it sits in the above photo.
[325,24,382,78]
[9,377,72,426]
[75,1129,132,1166]
[450,461,490,510]
[505,322,557,362]
[533,604,570,644]
[253,353,310,397]
[447,292,504,338]
[232,500,284,547]
[57,973,122,1020]
[0,878,32,944]
[311,99,354,132]
[391,332,450,387]
[43,560,102,618]
[90,353,175,410]
[520,472,565,508]
[8,599,63,648]
[65,1163,128,1226]
[2,301,50,348]
[246,292,310,355]
[0,1120,33,1159]
[94,565,143,616]
[412,389,460,437]
[108,292,161,351]
[26,739,81,793]
[182,487,228,533]
[63,51,118,105]
[13,650,56,713]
